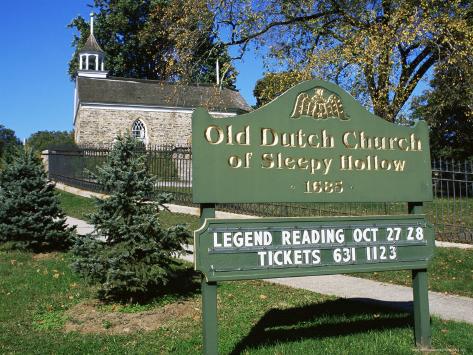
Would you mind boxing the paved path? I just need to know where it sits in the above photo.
[66,216,473,324]
[67,216,95,235]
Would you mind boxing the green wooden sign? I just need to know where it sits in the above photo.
[192,80,432,203]
[193,80,434,353]
[195,215,434,282]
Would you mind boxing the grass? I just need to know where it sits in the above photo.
[356,247,473,298]
[57,190,96,221]
[1,249,473,354]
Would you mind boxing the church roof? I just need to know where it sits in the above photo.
[76,77,252,113]
[80,33,104,53]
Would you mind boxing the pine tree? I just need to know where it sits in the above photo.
[71,134,190,301]
[0,148,74,250]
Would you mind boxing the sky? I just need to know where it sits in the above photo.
[0,1,265,141]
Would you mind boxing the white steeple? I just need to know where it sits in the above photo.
[77,13,107,78]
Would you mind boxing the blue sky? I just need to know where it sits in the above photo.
[0,1,264,140]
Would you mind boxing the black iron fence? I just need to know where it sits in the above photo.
[46,146,473,243]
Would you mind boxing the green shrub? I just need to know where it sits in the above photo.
[71,134,190,301]
[0,148,74,251]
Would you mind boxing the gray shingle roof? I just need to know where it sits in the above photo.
[80,33,104,53]
[77,77,252,113]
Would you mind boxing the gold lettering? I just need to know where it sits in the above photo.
[226,125,233,145]
[343,131,358,149]
[380,159,392,170]
[291,88,349,120]
[373,137,386,150]
[261,153,274,169]
[261,128,278,146]
[340,155,351,170]
[236,126,250,145]
[291,93,310,119]
[389,137,398,150]
[359,131,371,149]
[307,134,320,148]
[411,133,422,151]
[281,133,296,147]
[296,129,307,148]
[398,138,408,151]
[244,152,253,168]
[322,129,334,148]
[354,158,366,170]
[205,125,224,145]
[285,157,296,169]
[298,157,309,170]
[228,155,242,168]
[393,160,406,171]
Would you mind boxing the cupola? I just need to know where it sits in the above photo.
[77,13,107,78]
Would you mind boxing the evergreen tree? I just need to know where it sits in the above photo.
[0,124,21,169]
[0,148,74,250]
[411,64,473,160]
[71,134,190,301]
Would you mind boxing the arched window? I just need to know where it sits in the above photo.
[131,120,146,143]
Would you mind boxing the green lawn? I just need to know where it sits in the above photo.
[1,250,473,354]
[356,247,473,298]
[57,190,97,221]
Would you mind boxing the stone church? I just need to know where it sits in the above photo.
[73,18,251,146]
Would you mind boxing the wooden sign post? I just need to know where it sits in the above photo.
[192,80,433,354]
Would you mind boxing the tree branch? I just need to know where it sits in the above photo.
[391,54,437,118]
[221,10,337,46]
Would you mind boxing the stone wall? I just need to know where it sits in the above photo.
[74,107,196,146]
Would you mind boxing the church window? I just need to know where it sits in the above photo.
[88,55,97,70]
[131,120,146,143]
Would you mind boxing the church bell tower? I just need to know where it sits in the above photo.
[77,13,107,78]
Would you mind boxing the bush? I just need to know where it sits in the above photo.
[71,134,190,301]
[0,148,74,251]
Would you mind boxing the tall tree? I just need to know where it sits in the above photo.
[215,0,473,121]
[26,130,76,153]
[0,124,21,165]
[411,64,473,160]
[69,0,237,88]
[253,71,308,107]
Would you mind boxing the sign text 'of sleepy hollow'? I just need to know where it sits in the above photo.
[192,80,433,203]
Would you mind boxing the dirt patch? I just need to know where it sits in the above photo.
[32,252,58,261]
[64,299,200,334]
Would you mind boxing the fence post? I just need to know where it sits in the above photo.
[409,202,431,348]
[41,150,50,179]
[200,203,218,355]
